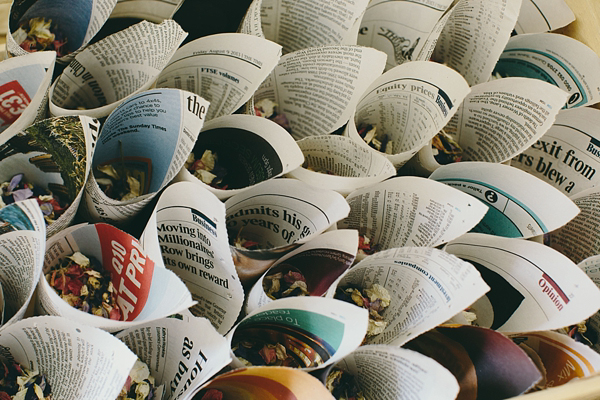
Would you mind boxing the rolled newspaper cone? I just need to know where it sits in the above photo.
[0,115,98,237]
[225,178,350,286]
[286,135,396,196]
[7,0,117,63]
[48,19,187,118]
[37,223,195,332]
[0,315,137,400]
[176,114,304,201]
[245,229,358,314]
[195,366,335,399]
[0,199,46,330]
[0,51,56,139]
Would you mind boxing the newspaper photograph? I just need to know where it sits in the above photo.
[0,115,99,237]
[511,331,600,389]
[38,222,195,332]
[196,366,335,399]
[156,33,282,121]
[140,181,244,335]
[445,233,600,333]
[0,51,55,140]
[429,161,580,238]
[286,134,396,196]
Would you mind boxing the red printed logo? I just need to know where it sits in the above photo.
[0,81,31,126]
[96,224,155,321]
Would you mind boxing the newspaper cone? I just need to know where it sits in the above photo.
[81,88,209,225]
[140,181,245,335]
[117,314,232,400]
[240,0,369,54]
[446,233,600,333]
[245,229,357,314]
[175,114,303,201]
[0,51,56,140]
[228,297,368,372]
[338,176,488,261]
[225,179,350,286]
[0,115,99,237]
[48,19,187,118]
[286,135,396,196]
[7,0,117,63]
[195,366,335,399]
[405,325,542,400]
[323,345,459,400]
[328,247,489,346]
[0,315,137,400]
[0,199,45,330]
[38,223,194,332]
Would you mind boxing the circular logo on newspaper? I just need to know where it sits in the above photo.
[485,190,498,203]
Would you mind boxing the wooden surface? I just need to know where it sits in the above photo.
[1,0,600,398]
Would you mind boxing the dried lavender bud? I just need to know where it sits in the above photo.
[45,252,123,321]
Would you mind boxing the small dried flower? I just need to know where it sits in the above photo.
[46,252,123,320]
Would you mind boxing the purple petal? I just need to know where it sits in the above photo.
[39,202,53,215]
[8,174,23,192]
[12,188,33,202]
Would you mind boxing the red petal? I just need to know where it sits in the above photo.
[66,278,84,296]
[259,345,277,365]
